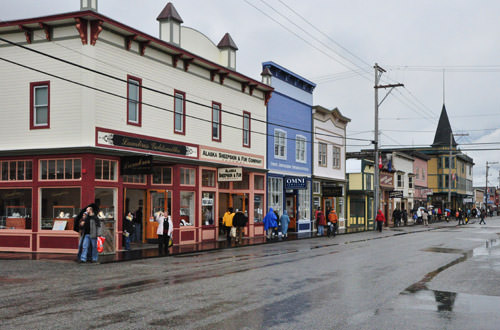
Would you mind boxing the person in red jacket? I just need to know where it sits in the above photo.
[316,207,326,236]
[375,209,386,232]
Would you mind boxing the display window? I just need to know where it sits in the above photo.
[202,170,216,187]
[0,189,32,230]
[0,160,33,181]
[180,191,195,226]
[298,181,311,220]
[201,192,215,226]
[254,175,265,190]
[40,158,81,181]
[254,194,264,223]
[40,187,80,230]
[95,188,117,253]
[268,177,283,214]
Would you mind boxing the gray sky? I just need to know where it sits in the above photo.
[3,0,500,186]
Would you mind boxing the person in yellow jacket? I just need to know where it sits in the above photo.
[222,207,235,243]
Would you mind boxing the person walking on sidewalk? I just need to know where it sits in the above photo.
[263,208,278,240]
[316,207,326,236]
[376,209,386,232]
[222,207,235,243]
[123,211,135,251]
[232,210,248,244]
[327,209,338,237]
[79,205,102,264]
[479,208,487,225]
[422,209,429,226]
[280,210,290,239]
[402,208,408,226]
[392,208,401,227]
[156,210,173,254]
[457,208,465,225]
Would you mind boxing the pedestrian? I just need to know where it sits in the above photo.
[280,210,290,239]
[479,208,486,225]
[232,210,248,244]
[79,204,102,264]
[327,209,338,237]
[375,209,385,232]
[123,211,134,251]
[437,208,442,221]
[417,208,423,225]
[457,208,465,225]
[133,207,143,243]
[156,210,173,254]
[273,209,281,239]
[222,207,235,243]
[422,209,428,226]
[263,208,278,240]
[316,207,326,236]
[402,208,408,226]
[392,208,401,227]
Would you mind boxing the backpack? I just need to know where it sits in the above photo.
[163,217,170,235]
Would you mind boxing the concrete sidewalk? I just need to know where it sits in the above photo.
[1,218,483,264]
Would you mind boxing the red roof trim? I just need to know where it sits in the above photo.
[0,11,273,92]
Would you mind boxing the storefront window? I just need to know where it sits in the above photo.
[336,196,344,219]
[180,191,195,226]
[218,181,230,189]
[95,159,117,181]
[202,170,216,187]
[254,175,264,190]
[233,173,249,190]
[201,192,215,226]
[0,160,32,181]
[123,174,146,184]
[268,177,283,214]
[0,189,32,230]
[40,158,81,180]
[40,188,80,230]
[298,181,310,220]
[95,188,116,253]
[254,194,264,223]
[180,168,195,185]
[152,167,172,185]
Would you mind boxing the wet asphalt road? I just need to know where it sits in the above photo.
[1,219,500,330]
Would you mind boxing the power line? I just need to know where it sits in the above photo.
[0,36,371,143]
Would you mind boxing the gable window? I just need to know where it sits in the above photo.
[274,129,286,159]
[127,75,142,126]
[30,81,50,129]
[243,111,250,147]
[212,102,221,141]
[295,135,306,163]
[332,146,341,169]
[174,91,185,134]
[318,143,327,167]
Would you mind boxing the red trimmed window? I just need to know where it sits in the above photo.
[243,111,251,147]
[30,81,50,129]
[127,75,142,126]
[39,158,81,180]
[95,159,118,181]
[174,90,186,134]
[0,160,33,181]
[212,102,221,141]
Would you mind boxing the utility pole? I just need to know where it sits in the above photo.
[485,161,498,208]
[373,63,403,224]
[449,132,468,209]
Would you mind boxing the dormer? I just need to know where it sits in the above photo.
[217,33,238,70]
[261,67,272,85]
[157,2,183,46]
[80,0,98,11]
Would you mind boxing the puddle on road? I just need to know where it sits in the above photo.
[400,238,500,315]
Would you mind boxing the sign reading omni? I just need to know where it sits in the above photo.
[284,176,307,189]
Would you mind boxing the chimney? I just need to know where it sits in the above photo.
[217,33,238,70]
[80,0,98,11]
[157,2,183,46]
[261,67,272,85]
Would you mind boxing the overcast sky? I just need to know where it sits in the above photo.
[3,0,500,186]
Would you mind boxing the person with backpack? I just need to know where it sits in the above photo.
[327,209,338,237]
[156,210,173,254]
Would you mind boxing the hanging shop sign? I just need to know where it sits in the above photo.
[389,190,404,199]
[218,168,243,182]
[121,156,153,175]
[322,185,343,197]
[200,147,264,168]
[97,129,198,158]
[284,176,307,190]
[379,172,394,188]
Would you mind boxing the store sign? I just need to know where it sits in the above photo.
[379,172,394,188]
[202,198,214,206]
[389,190,404,198]
[121,156,153,175]
[200,147,264,168]
[322,185,343,197]
[97,130,198,158]
[218,168,243,182]
[285,176,307,189]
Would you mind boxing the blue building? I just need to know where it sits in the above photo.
[261,62,316,233]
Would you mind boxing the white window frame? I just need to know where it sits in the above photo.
[295,135,306,163]
[332,146,341,169]
[33,85,49,127]
[174,91,185,134]
[313,181,321,194]
[274,129,287,160]
[318,143,327,167]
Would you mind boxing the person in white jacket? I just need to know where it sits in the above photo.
[156,210,173,254]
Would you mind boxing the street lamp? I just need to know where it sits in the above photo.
[448,132,468,209]
[485,161,498,210]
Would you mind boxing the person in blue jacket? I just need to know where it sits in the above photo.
[263,208,277,240]
[280,210,290,239]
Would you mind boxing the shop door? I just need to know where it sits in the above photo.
[232,193,248,213]
[146,190,171,241]
[323,197,334,213]
[123,188,146,243]
[286,195,296,230]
